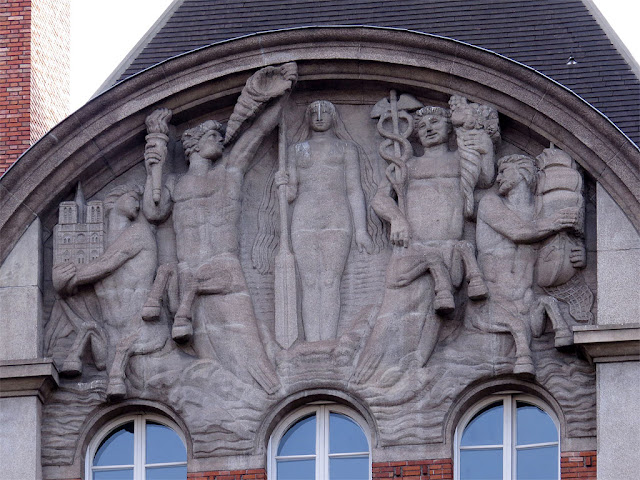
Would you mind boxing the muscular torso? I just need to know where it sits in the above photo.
[171,161,242,267]
[291,138,354,232]
[476,196,537,301]
[94,223,157,328]
[405,150,464,243]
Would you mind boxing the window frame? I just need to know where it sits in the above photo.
[268,403,372,480]
[85,413,187,480]
[454,394,560,480]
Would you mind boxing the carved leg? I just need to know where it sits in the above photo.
[61,324,90,377]
[424,252,455,314]
[141,263,177,322]
[106,335,136,402]
[416,308,441,367]
[538,296,573,348]
[455,241,488,300]
[172,271,197,343]
[89,328,108,370]
[510,318,534,375]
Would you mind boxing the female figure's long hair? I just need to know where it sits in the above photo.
[252,101,386,274]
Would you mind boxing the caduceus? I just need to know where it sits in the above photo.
[371,90,422,213]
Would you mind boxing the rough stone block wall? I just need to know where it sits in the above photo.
[0,0,31,175]
[372,459,453,480]
[561,451,597,479]
[30,0,69,143]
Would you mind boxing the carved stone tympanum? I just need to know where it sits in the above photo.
[41,66,596,466]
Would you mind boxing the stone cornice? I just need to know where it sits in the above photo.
[0,358,59,402]
[573,324,640,363]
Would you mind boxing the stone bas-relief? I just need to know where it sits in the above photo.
[41,69,596,468]
[278,100,375,343]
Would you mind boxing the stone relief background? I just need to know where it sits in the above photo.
[39,68,597,466]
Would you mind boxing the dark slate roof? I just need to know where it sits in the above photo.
[114,0,640,145]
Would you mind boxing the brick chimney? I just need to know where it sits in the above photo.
[0,0,70,175]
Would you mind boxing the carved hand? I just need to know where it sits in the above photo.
[462,129,492,155]
[550,207,581,231]
[52,262,78,296]
[390,217,410,247]
[355,230,375,254]
[279,62,298,85]
[274,171,289,187]
[570,243,587,268]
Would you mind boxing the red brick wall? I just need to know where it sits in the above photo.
[561,451,597,479]
[0,0,31,175]
[0,0,69,176]
[188,469,266,480]
[373,459,453,480]
[52,453,597,480]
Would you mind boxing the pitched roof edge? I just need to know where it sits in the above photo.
[92,0,185,99]
[583,0,640,79]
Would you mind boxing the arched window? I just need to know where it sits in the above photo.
[86,414,187,480]
[269,404,371,480]
[455,394,560,480]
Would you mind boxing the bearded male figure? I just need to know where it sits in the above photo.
[471,154,580,374]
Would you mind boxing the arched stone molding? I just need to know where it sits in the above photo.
[1,26,638,263]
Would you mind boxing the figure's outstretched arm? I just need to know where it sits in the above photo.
[74,228,144,285]
[478,194,580,244]
[227,63,298,174]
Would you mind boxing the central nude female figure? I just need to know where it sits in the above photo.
[278,100,374,342]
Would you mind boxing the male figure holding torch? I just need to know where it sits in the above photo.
[142,63,297,394]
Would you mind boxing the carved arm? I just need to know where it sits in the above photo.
[227,63,297,175]
[371,177,410,247]
[74,228,144,286]
[344,143,373,252]
[478,194,580,244]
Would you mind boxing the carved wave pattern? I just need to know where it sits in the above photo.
[42,382,105,466]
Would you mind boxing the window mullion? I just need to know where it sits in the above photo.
[136,415,145,480]
[324,405,330,480]
[504,397,512,480]
[317,405,326,480]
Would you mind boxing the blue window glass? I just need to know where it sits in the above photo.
[329,413,368,454]
[460,403,503,447]
[277,459,315,480]
[274,406,370,480]
[458,397,559,480]
[329,456,369,480]
[94,422,134,467]
[278,414,316,456]
[146,422,187,464]
[91,416,186,480]
[516,403,558,446]
[516,446,558,480]
[93,469,134,480]
[460,449,503,480]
